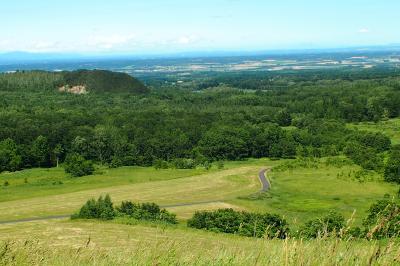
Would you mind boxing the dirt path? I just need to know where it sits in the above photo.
[0,169,269,225]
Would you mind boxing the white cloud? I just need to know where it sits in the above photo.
[358,28,369,34]
[86,34,135,49]
[176,35,198,45]
[31,41,59,51]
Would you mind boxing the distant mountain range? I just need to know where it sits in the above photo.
[1,44,400,64]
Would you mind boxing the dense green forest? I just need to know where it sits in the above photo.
[0,70,399,183]
[0,69,148,93]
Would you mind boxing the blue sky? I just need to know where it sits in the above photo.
[0,0,399,54]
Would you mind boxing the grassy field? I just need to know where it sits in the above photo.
[0,158,397,224]
[0,159,281,221]
[0,166,212,202]
[348,118,400,145]
[232,158,398,227]
[1,219,400,265]
[1,157,399,265]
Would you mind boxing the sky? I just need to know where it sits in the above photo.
[0,0,399,54]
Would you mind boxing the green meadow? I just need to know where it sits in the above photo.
[348,118,400,145]
[1,157,398,265]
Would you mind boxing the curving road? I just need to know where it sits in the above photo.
[258,168,271,192]
[0,168,270,225]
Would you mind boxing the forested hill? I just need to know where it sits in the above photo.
[0,69,399,184]
[0,70,149,94]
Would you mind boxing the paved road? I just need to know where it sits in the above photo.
[258,168,271,192]
[0,215,70,225]
[0,201,224,225]
[0,169,269,225]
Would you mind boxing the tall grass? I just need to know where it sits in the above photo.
[1,237,400,265]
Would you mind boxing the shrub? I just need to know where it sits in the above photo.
[187,209,289,238]
[345,226,363,238]
[363,199,400,239]
[344,143,383,171]
[64,153,94,177]
[203,161,212,170]
[117,201,177,224]
[153,159,169,170]
[109,156,123,169]
[72,194,115,220]
[298,211,345,238]
[171,158,197,169]
[384,150,400,183]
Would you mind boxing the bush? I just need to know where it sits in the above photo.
[344,143,383,171]
[72,194,115,220]
[171,158,197,169]
[117,201,177,224]
[298,211,345,238]
[64,153,94,177]
[363,199,400,239]
[187,209,289,238]
[109,156,123,169]
[384,150,400,183]
[153,159,169,170]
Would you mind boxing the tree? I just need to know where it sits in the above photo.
[275,109,292,127]
[31,135,50,167]
[0,138,22,172]
[198,126,249,160]
[384,150,400,183]
[72,194,115,220]
[93,125,128,164]
[53,144,64,168]
[71,136,91,159]
[64,153,94,177]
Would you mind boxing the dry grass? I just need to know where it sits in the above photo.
[0,166,259,221]
[1,219,400,265]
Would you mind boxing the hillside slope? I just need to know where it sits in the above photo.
[62,69,149,94]
[0,70,149,94]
